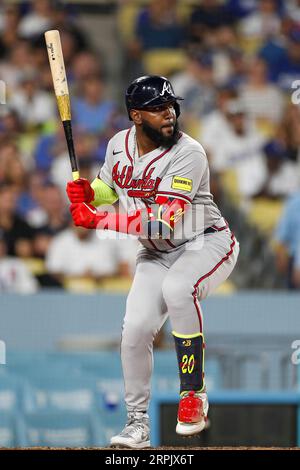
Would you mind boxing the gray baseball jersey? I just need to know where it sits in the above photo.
[99,127,222,251]
[98,126,239,417]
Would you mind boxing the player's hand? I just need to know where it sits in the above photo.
[66,178,95,203]
[70,202,105,229]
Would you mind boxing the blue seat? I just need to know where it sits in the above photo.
[153,350,179,392]
[23,410,106,447]
[6,360,81,380]
[5,351,48,366]
[96,384,127,442]
[0,370,35,412]
[76,352,123,378]
[0,412,27,447]
[27,374,100,412]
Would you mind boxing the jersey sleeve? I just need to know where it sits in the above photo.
[98,138,114,188]
[156,145,208,203]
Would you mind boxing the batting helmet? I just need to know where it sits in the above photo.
[125,75,183,121]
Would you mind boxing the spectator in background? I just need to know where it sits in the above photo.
[277,103,300,163]
[31,35,51,70]
[0,140,28,193]
[199,86,237,142]
[16,172,46,222]
[0,236,38,293]
[0,183,34,258]
[292,240,300,288]
[0,108,23,144]
[0,4,21,59]
[98,229,139,278]
[58,29,82,68]
[188,0,233,47]
[172,52,216,120]
[239,0,281,44]
[32,183,69,264]
[71,51,102,84]
[253,139,299,199]
[46,224,124,288]
[225,47,248,88]
[8,70,56,130]
[285,0,300,22]
[124,0,186,78]
[267,28,300,89]
[0,113,36,176]
[49,2,89,52]
[34,124,68,174]
[208,26,243,86]
[201,98,266,199]
[240,57,284,124]
[200,85,238,148]
[18,0,53,39]
[226,0,257,20]
[27,183,69,234]
[72,74,116,134]
[0,39,34,94]
[50,131,100,192]
[131,0,185,55]
[274,191,300,288]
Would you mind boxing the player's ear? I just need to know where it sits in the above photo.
[130,109,142,125]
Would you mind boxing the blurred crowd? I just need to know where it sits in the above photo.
[1,0,300,292]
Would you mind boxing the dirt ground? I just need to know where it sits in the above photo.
[1,447,299,451]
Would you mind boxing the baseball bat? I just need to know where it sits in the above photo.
[44,29,79,181]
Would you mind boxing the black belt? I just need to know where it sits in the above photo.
[204,224,227,235]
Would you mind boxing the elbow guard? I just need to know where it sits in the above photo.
[146,196,188,239]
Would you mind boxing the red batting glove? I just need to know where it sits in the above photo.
[70,203,107,229]
[66,178,95,203]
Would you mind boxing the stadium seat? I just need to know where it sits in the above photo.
[96,392,127,443]
[0,370,35,412]
[5,359,80,379]
[78,352,123,378]
[248,198,284,236]
[0,412,27,447]
[23,410,106,447]
[27,373,100,412]
[142,49,186,76]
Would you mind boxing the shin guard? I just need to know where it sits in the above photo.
[173,331,205,394]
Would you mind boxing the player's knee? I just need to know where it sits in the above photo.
[121,319,156,348]
[162,275,192,310]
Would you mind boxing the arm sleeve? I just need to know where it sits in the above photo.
[91,178,119,207]
[156,145,208,203]
[92,137,119,207]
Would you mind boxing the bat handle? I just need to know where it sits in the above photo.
[72,170,80,181]
[62,120,80,181]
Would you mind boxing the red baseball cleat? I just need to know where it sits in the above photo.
[176,391,209,436]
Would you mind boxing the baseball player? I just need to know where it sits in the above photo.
[66,75,239,449]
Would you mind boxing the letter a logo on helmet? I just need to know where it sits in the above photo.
[160,81,172,97]
[125,75,183,120]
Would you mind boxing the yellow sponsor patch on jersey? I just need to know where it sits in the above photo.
[171,176,193,192]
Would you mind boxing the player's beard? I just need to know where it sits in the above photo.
[141,120,180,148]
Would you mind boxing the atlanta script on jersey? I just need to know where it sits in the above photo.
[99,127,222,251]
